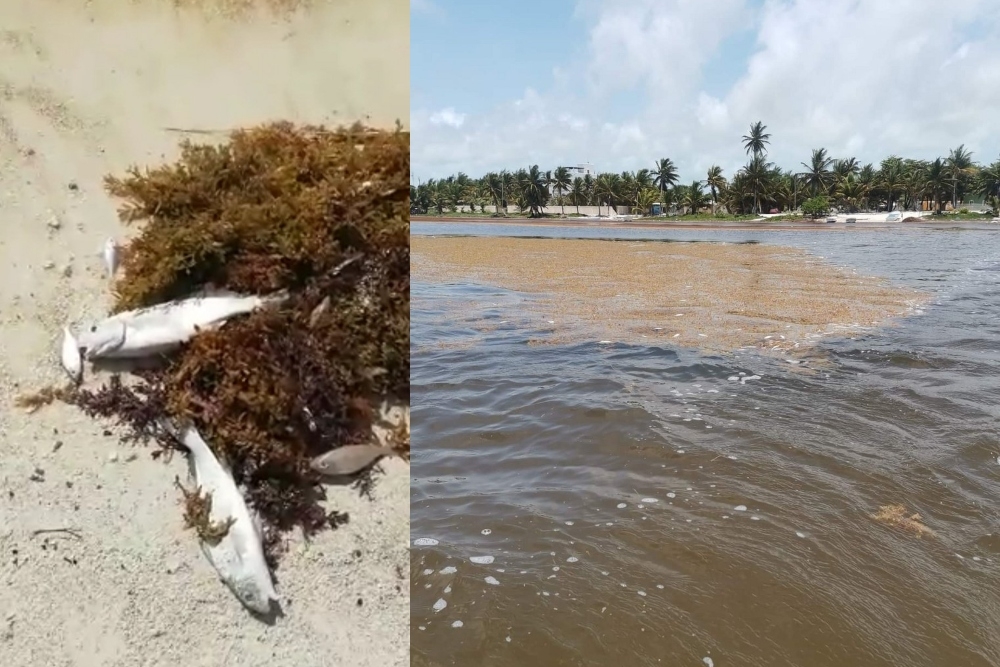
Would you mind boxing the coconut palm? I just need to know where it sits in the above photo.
[946,144,976,209]
[569,176,586,215]
[706,165,726,215]
[681,181,708,215]
[516,165,550,217]
[742,121,771,158]
[741,154,772,214]
[551,166,572,215]
[800,148,833,196]
[925,158,950,213]
[654,158,679,200]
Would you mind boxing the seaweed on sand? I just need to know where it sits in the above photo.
[63,121,409,560]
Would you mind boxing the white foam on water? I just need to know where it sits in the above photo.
[750,516,761,521]
[617,503,627,509]
[440,566,458,574]
[422,568,433,575]
[638,504,645,509]
[707,389,719,393]
[471,556,495,565]
[656,584,664,589]
[552,566,560,571]
[567,556,579,563]
[704,658,715,667]
[673,333,680,338]
[444,586,452,594]
[506,636,511,643]
[637,590,647,597]
[667,492,676,499]
[414,537,439,546]
[452,620,464,628]
[677,450,685,454]
[432,598,447,612]
[418,626,426,631]
[565,521,575,526]
[727,455,737,460]
[642,497,658,503]
[602,571,609,576]
[796,531,806,538]
[481,529,492,535]
[485,576,500,585]
[734,505,747,512]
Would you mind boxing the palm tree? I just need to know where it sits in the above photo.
[569,176,586,215]
[925,158,949,213]
[742,121,771,158]
[976,157,1000,207]
[742,154,772,214]
[595,173,615,217]
[800,148,833,196]
[517,165,550,217]
[946,144,975,209]
[654,158,679,201]
[681,181,709,215]
[706,165,726,215]
[551,166,572,215]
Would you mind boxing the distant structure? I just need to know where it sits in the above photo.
[563,163,595,179]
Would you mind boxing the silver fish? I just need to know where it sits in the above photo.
[103,238,119,279]
[310,444,393,477]
[60,326,82,383]
[79,289,287,360]
[164,420,277,614]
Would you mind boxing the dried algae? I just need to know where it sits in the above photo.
[411,236,927,354]
[56,121,408,560]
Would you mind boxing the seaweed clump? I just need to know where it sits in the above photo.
[65,121,409,556]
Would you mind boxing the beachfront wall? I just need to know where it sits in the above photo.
[455,204,614,216]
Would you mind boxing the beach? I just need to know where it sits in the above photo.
[0,2,408,666]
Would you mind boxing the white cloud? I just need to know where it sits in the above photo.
[411,0,443,16]
[428,107,466,128]
[413,0,1000,181]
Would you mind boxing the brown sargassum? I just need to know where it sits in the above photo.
[55,121,408,562]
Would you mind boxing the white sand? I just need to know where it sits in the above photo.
[0,2,408,665]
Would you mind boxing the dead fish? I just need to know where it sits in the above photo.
[103,238,119,278]
[310,444,394,477]
[79,289,288,360]
[163,420,278,614]
[60,326,82,383]
[308,296,330,328]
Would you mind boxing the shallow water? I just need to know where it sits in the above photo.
[410,222,1000,667]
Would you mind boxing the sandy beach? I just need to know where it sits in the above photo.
[0,2,408,666]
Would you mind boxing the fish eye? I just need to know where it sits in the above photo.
[90,326,97,332]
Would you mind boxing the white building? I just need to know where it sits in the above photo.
[563,163,595,180]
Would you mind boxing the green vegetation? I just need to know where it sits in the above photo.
[801,195,830,219]
[412,122,1000,219]
[56,122,408,561]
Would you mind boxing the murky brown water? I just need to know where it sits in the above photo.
[411,223,1000,667]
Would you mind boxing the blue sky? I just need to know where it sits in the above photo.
[411,0,1000,183]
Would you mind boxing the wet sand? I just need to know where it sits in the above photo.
[411,236,927,355]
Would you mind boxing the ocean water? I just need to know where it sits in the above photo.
[411,222,1000,667]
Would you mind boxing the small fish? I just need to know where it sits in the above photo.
[103,238,119,278]
[308,296,330,328]
[310,444,393,477]
[78,289,287,360]
[163,420,278,614]
[60,327,82,383]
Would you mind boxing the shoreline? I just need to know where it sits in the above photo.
[412,214,999,232]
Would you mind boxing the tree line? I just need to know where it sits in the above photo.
[411,122,1000,218]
